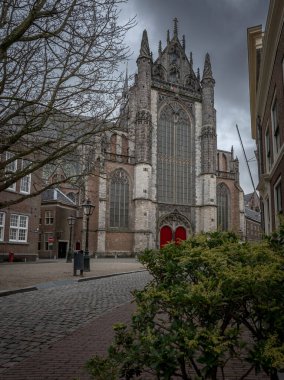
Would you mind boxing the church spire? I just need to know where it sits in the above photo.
[197,67,200,82]
[173,17,178,38]
[202,52,213,80]
[167,29,170,44]
[139,29,151,59]
[158,40,162,56]
[190,52,193,67]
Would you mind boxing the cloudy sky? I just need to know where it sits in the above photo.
[120,0,269,194]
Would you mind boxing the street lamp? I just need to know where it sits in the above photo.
[82,198,95,272]
[66,216,76,262]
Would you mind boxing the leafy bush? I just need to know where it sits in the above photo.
[87,231,284,379]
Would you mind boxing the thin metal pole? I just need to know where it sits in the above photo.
[235,124,257,195]
[85,215,89,254]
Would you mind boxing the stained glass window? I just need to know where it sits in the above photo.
[110,169,129,228]
[157,102,192,204]
[217,183,230,231]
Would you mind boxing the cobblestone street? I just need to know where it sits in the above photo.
[0,271,151,377]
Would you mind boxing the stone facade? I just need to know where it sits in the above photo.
[88,20,244,256]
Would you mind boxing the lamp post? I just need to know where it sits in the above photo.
[82,198,95,272]
[66,216,76,262]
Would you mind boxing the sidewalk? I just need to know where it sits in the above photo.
[0,258,145,293]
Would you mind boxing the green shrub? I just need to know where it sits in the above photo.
[87,231,284,379]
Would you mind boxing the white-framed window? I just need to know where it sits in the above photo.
[274,177,282,228]
[20,159,31,194]
[0,212,5,241]
[5,152,17,191]
[271,95,281,158]
[265,125,272,172]
[9,214,28,242]
[45,211,54,225]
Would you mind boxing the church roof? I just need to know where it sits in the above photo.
[42,188,76,206]
[245,207,261,223]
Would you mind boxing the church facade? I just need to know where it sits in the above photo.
[85,21,245,256]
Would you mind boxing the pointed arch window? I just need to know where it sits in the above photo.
[110,169,129,228]
[157,102,192,204]
[217,183,231,231]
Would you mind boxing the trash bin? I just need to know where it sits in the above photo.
[73,250,84,276]
[8,252,14,263]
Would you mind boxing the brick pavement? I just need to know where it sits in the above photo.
[0,261,273,380]
[0,271,151,375]
[0,300,270,380]
[0,302,137,380]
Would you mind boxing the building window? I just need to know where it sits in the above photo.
[265,126,272,172]
[217,183,231,231]
[0,212,5,241]
[45,211,54,225]
[5,152,17,191]
[9,214,28,242]
[271,97,280,157]
[274,178,282,228]
[20,160,31,194]
[109,169,129,228]
[264,196,271,234]
[157,101,192,204]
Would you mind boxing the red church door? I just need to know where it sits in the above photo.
[160,226,173,248]
[175,226,186,244]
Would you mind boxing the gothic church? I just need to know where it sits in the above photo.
[89,21,244,256]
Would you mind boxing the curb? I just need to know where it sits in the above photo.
[77,269,147,282]
[0,286,38,298]
[0,269,147,298]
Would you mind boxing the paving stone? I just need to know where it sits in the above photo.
[0,271,151,375]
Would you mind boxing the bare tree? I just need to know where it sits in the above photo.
[0,0,134,208]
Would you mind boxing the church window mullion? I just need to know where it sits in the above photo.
[157,102,191,205]
[109,169,129,228]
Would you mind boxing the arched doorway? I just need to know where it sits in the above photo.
[160,226,173,248]
[175,226,186,244]
[158,209,191,249]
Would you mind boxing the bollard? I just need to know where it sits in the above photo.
[73,250,84,276]
[8,252,14,263]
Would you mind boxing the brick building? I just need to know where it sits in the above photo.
[83,20,245,256]
[248,0,284,234]
[0,155,41,261]
[244,192,262,241]
[39,188,80,259]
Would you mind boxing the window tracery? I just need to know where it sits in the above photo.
[157,102,192,204]
[109,169,129,228]
[217,183,231,230]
